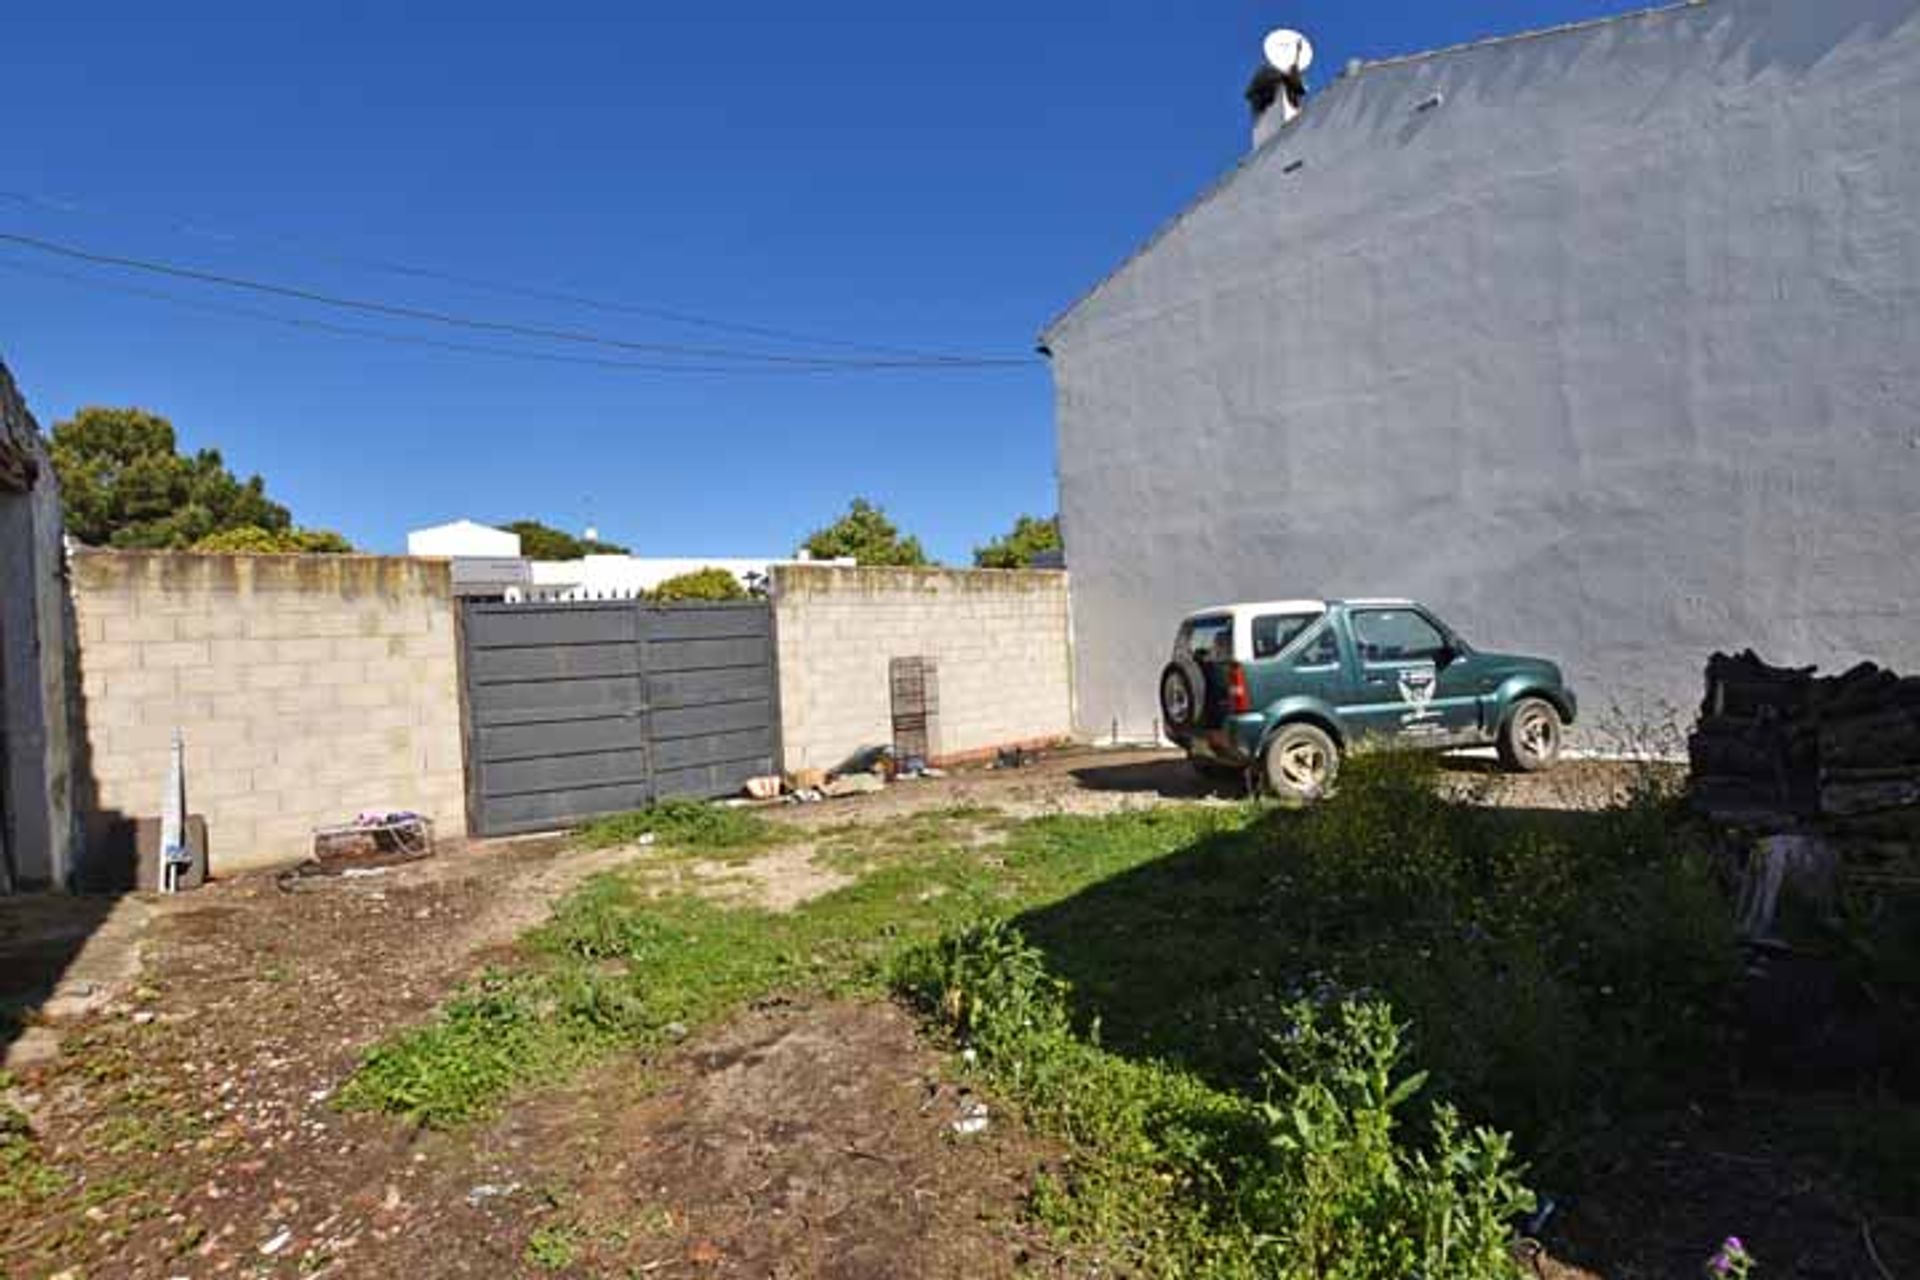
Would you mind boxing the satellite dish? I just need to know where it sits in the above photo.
[1262,28,1315,76]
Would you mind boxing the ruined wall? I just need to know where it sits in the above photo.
[0,360,76,890]
[69,552,466,872]
[772,565,1073,771]
[1045,0,1920,741]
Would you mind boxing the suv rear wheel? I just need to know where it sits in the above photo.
[1262,723,1339,801]
[1498,697,1563,773]
[1159,655,1207,742]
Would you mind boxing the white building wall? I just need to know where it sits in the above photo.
[1043,0,1920,742]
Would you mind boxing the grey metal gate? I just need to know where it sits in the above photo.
[459,598,780,836]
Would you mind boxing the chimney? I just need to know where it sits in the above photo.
[1247,28,1313,149]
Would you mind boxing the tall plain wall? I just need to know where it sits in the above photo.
[1045,0,1920,741]
[772,565,1073,771]
[70,552,466,873]
[0,360,77,890]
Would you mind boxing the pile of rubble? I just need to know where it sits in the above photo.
[1690,650,1920,830]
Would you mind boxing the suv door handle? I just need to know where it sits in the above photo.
[1365,674,1393,685]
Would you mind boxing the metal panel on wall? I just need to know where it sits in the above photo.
[459,599,779,836]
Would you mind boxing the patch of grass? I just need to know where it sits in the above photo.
[524,1221,580,1271]
[1006,754,1739,1167]
[341,805,1248,1126]
[346,761,1745,1273]
[575,798,777,853]
[895,923,1533,1278]
[0,1103,65,1207]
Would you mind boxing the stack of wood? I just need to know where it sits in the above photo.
[1691,650,1920,830]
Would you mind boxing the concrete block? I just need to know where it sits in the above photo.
[100,613,168,645]
[79,640,140,674]
[106,667,179,703]
[176,611,248,641]
[306,659,367,687]
[243,664,307,692]
[274,636,334,665]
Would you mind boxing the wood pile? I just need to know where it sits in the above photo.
[1690,650,1920,831]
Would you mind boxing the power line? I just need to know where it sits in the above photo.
[0,256,1026,377]
[0,228,1033,371]
[0,188,1002,364]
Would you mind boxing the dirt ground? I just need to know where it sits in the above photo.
[0,748,1865,1280]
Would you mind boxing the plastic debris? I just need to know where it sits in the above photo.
[952,1099,990,1136]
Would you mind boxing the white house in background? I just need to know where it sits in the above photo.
[406,519,522,559]
[519,552,854,601]
[402,518,853,601]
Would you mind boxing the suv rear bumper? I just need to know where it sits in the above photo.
[1188,715,1269,767]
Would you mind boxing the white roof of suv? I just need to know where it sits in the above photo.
[1184,599,1327,620]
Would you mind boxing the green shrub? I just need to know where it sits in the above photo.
[895,922,1535,1279]
[1266,751,1739,1152]
[1248,1001,1533,1280]
[649,567,749,602]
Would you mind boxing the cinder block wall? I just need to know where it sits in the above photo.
[772,565,1073,772]
[69,551,466,873]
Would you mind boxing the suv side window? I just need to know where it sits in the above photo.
[1250,613,1316,660]
[1294,622,1340,668]
[1177,615,1234,664]
[1351,609,1447,663]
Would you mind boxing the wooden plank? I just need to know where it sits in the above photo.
[469,675,645,720]
[465,606,637,649]
[467,641,641,684]
[655,758,773,802]
[477,716,648,763]
[646,636,771,674]
[478,782,652,836]
[651,699,773,742]
[653,727,775,771]
[649,666,775,711]
[643,605,772,642]
[478,749,651,799]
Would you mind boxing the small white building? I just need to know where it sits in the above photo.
[521,552,853,600]
[403,519,853,601]
[406,519,522,559]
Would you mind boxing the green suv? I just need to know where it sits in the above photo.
[1159,599,1576,798]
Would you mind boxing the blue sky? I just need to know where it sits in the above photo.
[1,1,1644,561]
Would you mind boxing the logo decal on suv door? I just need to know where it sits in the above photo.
[1398,663,1441,729]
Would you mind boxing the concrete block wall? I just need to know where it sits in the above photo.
[772,565,1073,772]
[69,551,466,873]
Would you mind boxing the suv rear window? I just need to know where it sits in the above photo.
[1250,613,1316,660]
[1177,615,1234,663]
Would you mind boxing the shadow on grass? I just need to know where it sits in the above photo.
[1001,793,1920,1276]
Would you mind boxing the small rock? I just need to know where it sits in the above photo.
[132,1011,157,1026]
[663,1022,689,1043]
[260,1228,292,1256]
[465,1182,520,1208]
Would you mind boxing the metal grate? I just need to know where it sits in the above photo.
[890,656,940,764]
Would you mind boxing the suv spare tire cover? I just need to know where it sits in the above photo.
[1160,654,1208,737]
